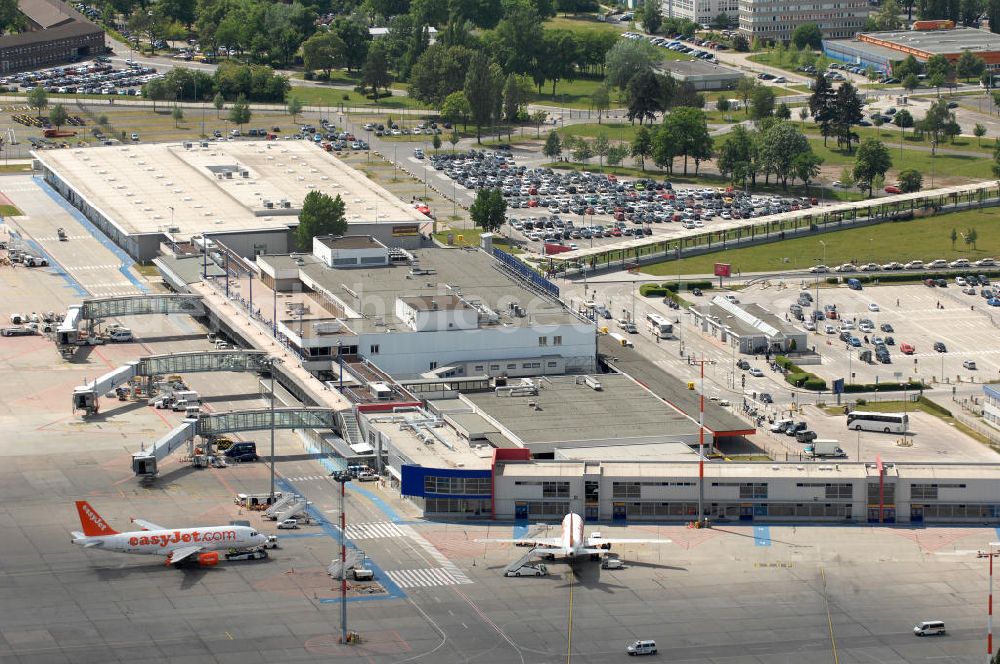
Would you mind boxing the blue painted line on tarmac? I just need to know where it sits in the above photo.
[995,527,1000,543]
[754,525,771,546]
[270,532,326,539]
[32,176,147,293]
[513,524,529,539]
[346,482,405,524]
[20,237,88,296]
[275,477,406,603]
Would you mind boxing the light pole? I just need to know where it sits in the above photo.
[691,356,715,526]
[266,357,282,501]
[332,471,352,644]
[978,544,1000,664]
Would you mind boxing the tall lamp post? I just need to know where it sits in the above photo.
[332,471,352,644]
[265,357,282,501]
[979,544,1000,664]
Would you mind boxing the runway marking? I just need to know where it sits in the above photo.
[821,566,840,664]
[344,521,404,540]
[385,567,470,588]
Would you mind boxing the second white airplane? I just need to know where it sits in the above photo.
[477,512,670,558]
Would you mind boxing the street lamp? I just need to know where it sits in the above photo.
[332,471,352,645]
[979,543,1000,664]
[264,357,282,501]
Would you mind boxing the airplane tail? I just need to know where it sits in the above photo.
[75,500,118,536]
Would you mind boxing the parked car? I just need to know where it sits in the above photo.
[900,343,915,354]
[759,393,773,404]
[795,430,818,443]
[963,360,977,370]
[880,323,894,332]
[933,341,947,352]
[737,359,750,370]
[749,367,764,377]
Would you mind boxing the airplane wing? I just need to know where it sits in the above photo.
[131,518,166,532]
[591,538,672,546]
[474,536,564,549]
[165,545,203,566]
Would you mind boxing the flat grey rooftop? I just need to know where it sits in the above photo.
[464,374,700,447]
[861,27,1000,54]
[656,59,743,77]
[597,335,755,436]
[299,246,580,329]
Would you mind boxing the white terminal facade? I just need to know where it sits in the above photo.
[662,0,739,28]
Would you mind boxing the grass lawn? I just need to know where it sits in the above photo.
[290,70,363,86]
[0,203,22,215]
[528,76,620,110]
[802,123,997,155]
[640,207,1000,276]
[544,14,628,35]
[289,85,431,110]
[558,122,638,143]
[432,227,522,253]
[806,138,995,180]
[748,50,830,77]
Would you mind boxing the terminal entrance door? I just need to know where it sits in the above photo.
[514,502,528,522]
[612,502,626,524]
[910,505,923,523]
[585,505,599,521]
[584,480,599,522]
[739,504,753,521]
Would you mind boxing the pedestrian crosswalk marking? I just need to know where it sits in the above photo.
[344,521,403,540]
[284,475,327,482]
[399,525,473,584]
[385,567,471,588]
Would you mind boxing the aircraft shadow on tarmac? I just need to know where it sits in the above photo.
[82,400,149,420]
[555,562,629,593]
[92,561,230,590]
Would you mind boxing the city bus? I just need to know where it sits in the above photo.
[646,313,673,338]
[846,411,908,433]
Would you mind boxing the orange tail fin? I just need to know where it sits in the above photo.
[75,500,118,536]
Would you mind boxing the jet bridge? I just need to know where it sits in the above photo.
[57,294,204,347]
[72,350,270,415]
[132,407,341,477]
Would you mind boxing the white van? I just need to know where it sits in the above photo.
[108,328,133,342]
[505,563,548,577]
[626,639,657,656]
[913,620,945,636]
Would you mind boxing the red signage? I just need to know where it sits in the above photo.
[714,263,731,277]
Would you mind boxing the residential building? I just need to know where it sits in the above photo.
[738,0,868,43]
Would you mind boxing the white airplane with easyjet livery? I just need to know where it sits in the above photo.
[477,512,671,559]
[71,500,267,567]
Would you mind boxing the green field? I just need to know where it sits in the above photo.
[641,207,1000,276]
[0,204,22,215]
[558,122,637,142]
[802,122,997,155]
[528,76,626,110]
[289,85,431,110]
[806,138,994,180]
[544,14,627,35]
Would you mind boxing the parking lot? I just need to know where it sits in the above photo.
[739,280,1000,386]
[424,150,823,254]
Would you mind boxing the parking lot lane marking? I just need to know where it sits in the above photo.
[754,525,771,547]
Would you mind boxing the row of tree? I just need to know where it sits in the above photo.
[143,62,290,103]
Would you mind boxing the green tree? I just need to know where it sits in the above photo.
[604,39,659,92]
[570,136,593,164]
[990,0,1000,40]
[592,133,610,170]
[441,90,471,130]
[975,122,987,146]
[362,41,393,100]
[967,227,979,250]
[749,85,775,121]
[872,114,884,135]
[543,129,562,159]
[469,188,506,231]
[902,73,920,94]
[287,96,303,122]
[716,97,731,114]
[296,191,347,250]
[775,102,791,120]
[449,130,460,148]
[957,50,987,82]
[798,106,809,127]
[606,144,627,167]
[809,73,835,145]
[641,0,662,33]
[625,69,663,125]
[502,72,523,124]
[874,0,903,28]
[993,141,1000,177]
[736,77,757,114]
[631,125,652,170]
[228,93,251,128]
[759,121,813,189]
[929,72,946,96]
[894,108,914,133]
[171,104,184,128]
[717,124,758,187]
[409,44,474,106]
[302,31,346,78]
[592,85,610,124]
[793,151,823,191]
[898,168,923,193]
[659,106,713,175]
[832,82,863,151]
[432,133,442,152]
[918,100,956,152]
[531,109,548,137]
[213,92,225,118]
[48,103,67,130]
[790,22,822,49]
[853,138,892,197]
[464,51,498,143]
[951,227,958,249]
[27,86,47,118]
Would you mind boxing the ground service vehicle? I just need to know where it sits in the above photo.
[847,411,908,433]
[913,621,945,636]
[804,440,847,458]
[225,549,267,560]
[225,442,258,462]
[627,640,657,656]
[505,563,548,577]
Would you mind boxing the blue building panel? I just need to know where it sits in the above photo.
[400,464,492,498]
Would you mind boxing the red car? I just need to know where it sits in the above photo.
[884,185,902,194]
[900,343,915,355]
